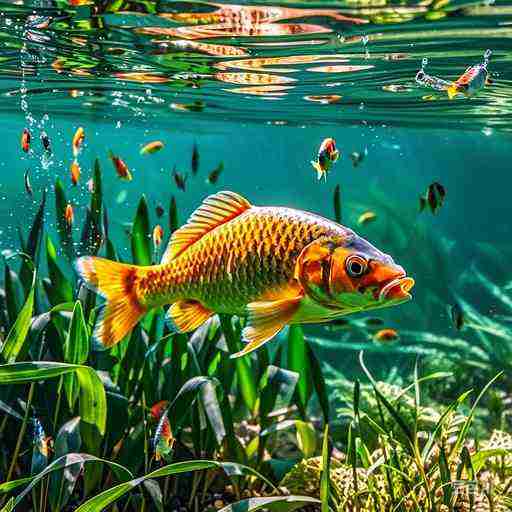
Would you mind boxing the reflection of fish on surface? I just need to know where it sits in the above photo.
[76,191,414,358]
[138,2,366,41]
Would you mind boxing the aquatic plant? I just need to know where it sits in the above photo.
[0,161,330,510]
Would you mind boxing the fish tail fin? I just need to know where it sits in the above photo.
[311,161,324,180]
[446,85,458,100]
[75,256,147,348]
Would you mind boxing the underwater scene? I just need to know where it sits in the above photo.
[0,0,511,511]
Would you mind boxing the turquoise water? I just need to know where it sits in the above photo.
[1,0,512,381]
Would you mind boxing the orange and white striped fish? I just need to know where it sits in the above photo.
[76,191,414,357]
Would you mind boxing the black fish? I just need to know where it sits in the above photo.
[191,142,199,175]
[450,303,464,330]
[40,131,51,153]
[155,204,165,218]
[207,162,223,185]
[350,151,364,168]
[419,182,445,214]
[172,167,187,191]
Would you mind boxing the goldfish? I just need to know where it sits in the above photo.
[70,160,81,186]
[450,302,464,330]
[76,191,414,357]
[65,203,74,227]
[172,167,187,191]
[140,141,164,155]
[153,412,174,462]
[150,400,170,421]
[374,328,399,343]
[21,128,31,153]
[446,50,492,100]
[72,127,85,157]
[207,163,223,185]
[24,169,33,196]
[311,138,339,181]
[191,143,199,175]
[419,182,446,215]
[358,211,377,225]
[153,225,164,248]
[109,151,132,181]
[40,131,51,153]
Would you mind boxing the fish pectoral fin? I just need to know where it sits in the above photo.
[231,296,303,359]
[167,300,214,332]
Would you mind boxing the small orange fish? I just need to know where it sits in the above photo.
[109,151,132,181]
[65,203,74,227]
[374,328,399,343]
[140,141,164,155]
[358,211,377,225]
[150,400,169,421]
[153,225,164,248]
[72,127,85,157]
[32,418,53,458]
[311,138,340,181]
[21,128,31,153]
[76,191,414,356]
[70,160,81,186]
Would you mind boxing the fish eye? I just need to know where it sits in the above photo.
[345,254,367,278]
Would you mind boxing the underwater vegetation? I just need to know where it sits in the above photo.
[0,154,510,511]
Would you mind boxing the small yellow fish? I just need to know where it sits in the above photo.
[72,127,85,157]
[311,138,339,181]
[153,225,164,248]
[140,141,164,155]
[65,203,74,227]
[76,191,414,357]
[358,211,377,225]
[70,160,81,186]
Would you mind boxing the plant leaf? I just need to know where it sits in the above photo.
[131,195,151,266]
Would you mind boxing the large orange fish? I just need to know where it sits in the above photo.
[76,191,414,357]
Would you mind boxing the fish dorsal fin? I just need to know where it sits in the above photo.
[161,191,252,263]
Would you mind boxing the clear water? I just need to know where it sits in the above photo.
[1,0,511,381]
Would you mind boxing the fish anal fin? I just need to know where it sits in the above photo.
[231,295,303,358]
[161,191,251,264]
[167,300,214,332]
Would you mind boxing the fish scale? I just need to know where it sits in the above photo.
[139,207,343,313]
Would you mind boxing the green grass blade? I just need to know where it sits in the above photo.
[1,272,35,363]
[333,184,341,223]
[63,301,90,410]
[131,195,151,265]
[320,424,330,512]
[306,342,330,423]
[218,496,321,511]
[0,362,106,454]
[45,235,73,305]
[287,325,310,416]
[75,460,274,512]
[7,453,131,510]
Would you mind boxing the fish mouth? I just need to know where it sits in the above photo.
[378,276,415,302]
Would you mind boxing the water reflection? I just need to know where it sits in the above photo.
[0,0,509,129]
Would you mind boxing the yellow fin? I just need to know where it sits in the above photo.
[75,257,146,348]
[231,295,303,358]
[167,300,214,332]
[311,161,325,181]
[161,191,252,264]
[446,85,459,100]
